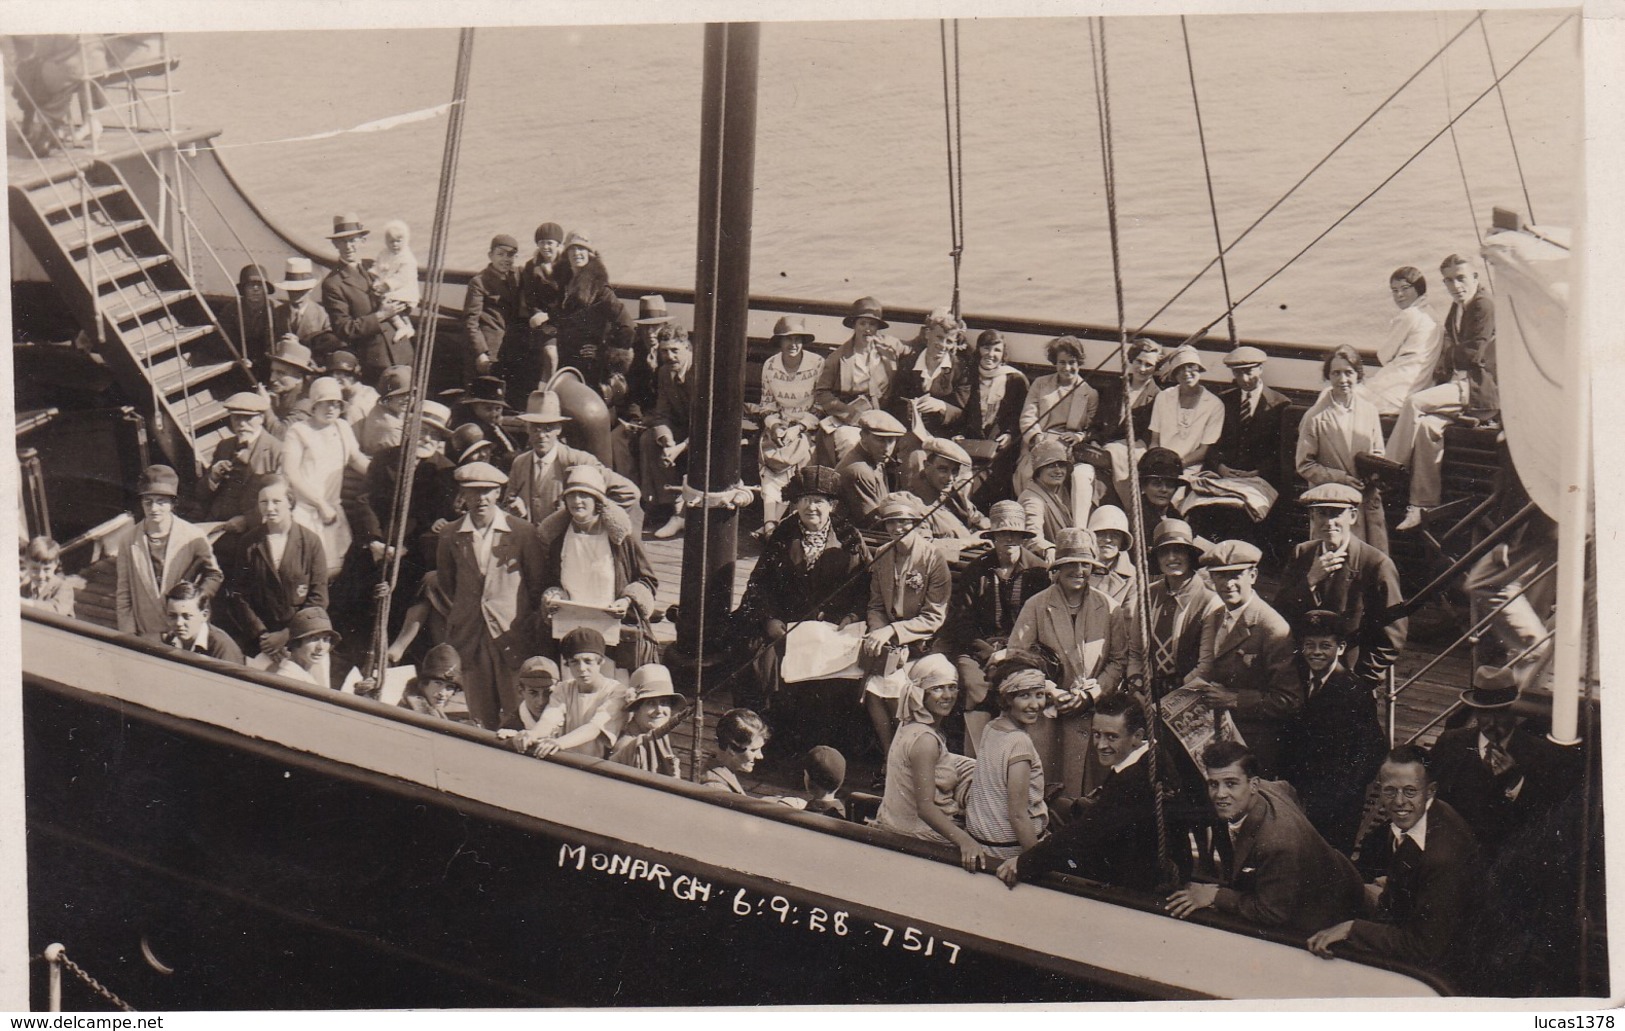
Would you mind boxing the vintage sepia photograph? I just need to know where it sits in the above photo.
[3,1,1609,1010]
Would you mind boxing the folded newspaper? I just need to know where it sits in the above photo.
[552,600,624,646]
[1158,684,1246,774]
[781,621,868,683]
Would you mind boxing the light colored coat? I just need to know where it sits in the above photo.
[505,444,639,523]
[1019,373,1099,445]
[114,517,223,637]
[866,537,951,645]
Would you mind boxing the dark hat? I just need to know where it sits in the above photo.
[1299,483,1363,510]
[269,336,317,374]
[468,376,508,406]
[286,606,339,643]
[237,263,272,294]
[842,296,889,329]
[437,387,470,406]
[489,233,519,253]
[325,350,361,374]
[560,627,607,660]
[634,294,672,325]
[420,643,462,684]
[1462,665,1520,708]
[326,213,369,240]
[533,222,565,245]
[785,465,841,502]
[377,365,413,398]
[1138,446,1185,482]
[136,464,179,498]
[449,423,492,464]
[804,745,847,791]
[1296,609,1348,640]
[1202,539,1263,572]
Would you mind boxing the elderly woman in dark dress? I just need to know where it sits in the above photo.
[736,465,873,753]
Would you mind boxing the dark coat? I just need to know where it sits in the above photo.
[1093,377,1157,444]
[740,519,872,633]
[464,264,524,361]
[1279,665,1387,851]
[1211,779,1365,933]
[355,449,459,579]
[1433,290,1497,415]
[650,361,695,442]
[321,261,413,374]
[1348,799,1480,968]
[148,624,246,665]
[1206,594,1302,778]
[1429,725,1577,853]
[951,367,1028,442]
[1208,383,1291,485]
[1016,751,1161,890]
[552,258,633,374]
[1274,536,1407,687]
[519,255,567,327]
[218,295,277,380]
[949,551,1048,655]
[883,343,965,437]
[194,430,283,524]
[215,521,329,646]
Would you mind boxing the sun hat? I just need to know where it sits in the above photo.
[326,213,369,240]
[517,390,571,425]
[635,295,672,325]
[560,465,610,506]
[274,255,320,292]
[980,499,1035,539]
[842,296,889,329]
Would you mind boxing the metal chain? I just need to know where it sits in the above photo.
[59,951,137,1012]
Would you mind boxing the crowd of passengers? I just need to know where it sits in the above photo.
[20,218,1577,987]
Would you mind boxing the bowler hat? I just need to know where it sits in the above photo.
[237,263,273,295]
[1138,447,1185,482]
[1223,345,1269,369]
[771,315,814,341]
[856,410,906,437]
[223,391,271,415]
[561,465,610,506]
[560,627,607,659]
[326,213,369,240]
[517,390,571,425]
[286,606,339,643]
[784,465,841,502]
[449,423,492,464]
[326,350,361,375]
[980,499,1035,539]
[274,255,320,292]
[1086,505,1133,547]
[454,461,508,489]
[634,294,672,325]
[269,336,317,374]
[629,664,682,705]
[533,222,565,245]
[377,365,413,398]
[842,296,889,329]
[1462,665,1520,708]
[136,464,179,498]
[1299,482,1363,509]
[420,643,462,684]
[518,656,560,687]
[1202,539,1263,571]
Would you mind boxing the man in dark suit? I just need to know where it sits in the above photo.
[1278,610,1388,852]
[1308,745,1479,972]
[1201,345,1291,551]
[836,410,906,528]
[997,693,1163,891]
[215,474,328,656]
[1430,667,1577,855]
[462,234,523,388]
[320,213,413,383]
[642,327,696,539]
[194,391,283,530]
[1189,541,1302,777]
[1274,483,1406,694]
[1165,740,1364,933]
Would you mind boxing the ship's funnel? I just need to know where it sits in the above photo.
[547,368,614,466]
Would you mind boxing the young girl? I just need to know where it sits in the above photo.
[397,643,462,720]
[964,668,1049,862]
[20,535,83,618]
[608,664,688,778]
[373,219,420,344]
[701,708,770,794]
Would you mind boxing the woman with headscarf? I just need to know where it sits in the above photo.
[873,654,985,871]
[951,329,1028,508]
[538,465,659,672]
[1297,344,1390,553]
[551,231,634,380]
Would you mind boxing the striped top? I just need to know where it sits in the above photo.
[965,717,1046,859]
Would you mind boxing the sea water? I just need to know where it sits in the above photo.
[174,11,1580,351]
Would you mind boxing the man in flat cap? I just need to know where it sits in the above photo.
[436,461,547,731]
[463,234,524,387]
[836,410,907,528]
[1188,540,1301,777]
[904,435,987,541]
[1202,345,1291,549]
[1274,482,1406,696]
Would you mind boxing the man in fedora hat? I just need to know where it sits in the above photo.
[463,234,524,387]
[1188,539,1300,778]
[506,389,640,528]
[1274,482,1406,695]
[641,324,697,539]
[884,305,966,441]
[625,294,670,404]
[116,464,224,639]
[195,390,283,530]
[462,375,519,472]
[219,263,277,380]
[836,409,907,528]
[263,335,318,437]
[1428,666,1575,854]
[271,256,339,359]
[437,461,547,730]
[320,213,413,382]
[814,296,902,463]
[517,221,569,398]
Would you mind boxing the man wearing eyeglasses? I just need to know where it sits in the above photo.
[1307,745,1479,973]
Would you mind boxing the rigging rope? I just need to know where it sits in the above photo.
[1439,33,1487,254]
[1180,17,1238,350]
[1089,16,1174,892]
[1175,11,1575,346]
[371,27,477,680]
[1480,18,1537,224]
[939,20,967,321]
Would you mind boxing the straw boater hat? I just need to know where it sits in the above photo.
[1223,345,1269,370]
[326,213,369,240]
[417,401,452,437]
[1462,665,1520,709]
[517,390,571,425]
[222,391,270,416]
[1049,527,1102,570]
[771,315,814,341]
[561,465,610,506]
[784,465,841,503]
[136,464,179,498]
[269,336,317,374]
[1202,540,1263,572]
[454,461,508,490]
[979,499,1035,540]
[419,643,462,685]
[237,264,273,295]
[275,256,320,292]
[628,664,682,706]
[635,295,672,325]
[842,296,889,329]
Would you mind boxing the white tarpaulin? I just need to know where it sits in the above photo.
[1481,227,1571,518]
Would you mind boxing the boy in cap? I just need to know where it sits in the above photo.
[196,391,283,529]
[802,745,848,818]
[463,234,524,387]
[1273,482,1406,695]
[116,465,224,639]
[608,664,689,778]
[835,409,906,528]
[502,656,560,740]
[436,461,547,730]
[516,222,568,400]
[524,627,631,759]
[1189,540,1301,777]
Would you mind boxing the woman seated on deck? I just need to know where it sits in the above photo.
[1361,265,1441,417]
[1147,346,1225,478]
[1295,344,1389,554]
[1096,337,1164,500]
[1018,438,1079,562]
[872,655,984,871]
[1014,335,1099,497]
[949,329,1027,510]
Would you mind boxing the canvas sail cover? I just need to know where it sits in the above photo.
[1480,226,1572,518]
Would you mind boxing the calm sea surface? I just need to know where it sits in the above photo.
[174,11,1580,349]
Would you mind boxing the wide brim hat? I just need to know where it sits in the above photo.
[238,263,273,294]
[1202,539,1264,572]
[1461,665,1520,708]
[378,365,414,398]
[418,400,452,437]
[1223,345,1269,369]
[449,423,489,463]
[842,296,889,329]
[560,465,610,505]
[979,499,1035,539]
[629,663,682,704]
[326,213,369,240]
[1049,527,1102,570]
[634,294,672,325]
[269,337,317,374]
[223,391,271,415]
[454,461,509,489]
[517,389,571,425]
[275,256,320,292]
[771,315,814,341]
[136,464,179,498]
[1150,518,1204,558]
[785,465,841,502]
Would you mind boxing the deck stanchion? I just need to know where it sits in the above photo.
[44,943,64,1012]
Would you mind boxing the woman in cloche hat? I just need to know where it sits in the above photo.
[282,376,370,578]
[552,230,634,379]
